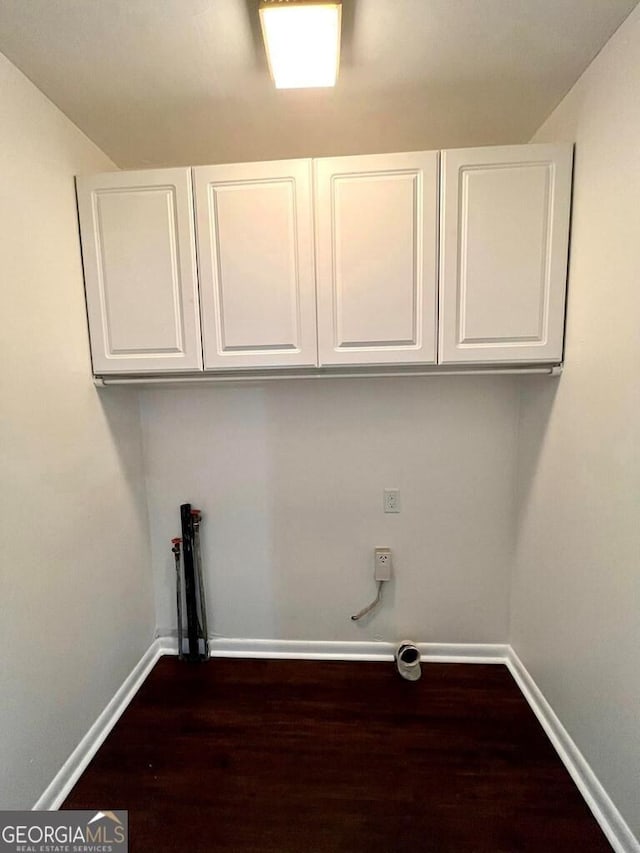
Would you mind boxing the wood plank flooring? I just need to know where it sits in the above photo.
[63,658,612,852]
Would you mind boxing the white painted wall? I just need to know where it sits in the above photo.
[0,52,154,808]
[142,378,520,643]
[512,5,640,837]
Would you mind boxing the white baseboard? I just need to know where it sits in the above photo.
[30,635,639,853]
[32,638,170,811]
[161,635,509,663]
[506,649,639,853]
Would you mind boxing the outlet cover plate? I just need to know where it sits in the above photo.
[374,547,393,581]
[384,488,400,513]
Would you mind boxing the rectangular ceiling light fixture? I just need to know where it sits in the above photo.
[259,1,342,89]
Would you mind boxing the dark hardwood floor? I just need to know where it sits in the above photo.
[63,658,611,852]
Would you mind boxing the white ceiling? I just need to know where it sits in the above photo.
[0,0,637,168]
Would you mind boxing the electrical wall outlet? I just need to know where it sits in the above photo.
[383,488,401,513]
[374,547,393,581]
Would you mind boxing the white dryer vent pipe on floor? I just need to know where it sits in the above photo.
[395,642,422,681]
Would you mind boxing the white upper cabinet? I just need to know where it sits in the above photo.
[193,159,317,369]
[77,144,572,378]
[314,151,439,366]
[76,168,202,374]
[439,144,573,364]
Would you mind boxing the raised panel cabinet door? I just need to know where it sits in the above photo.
[314,151,439,366]
[193,160,317,369]
[76,168,202,374]
[439,144,573,364]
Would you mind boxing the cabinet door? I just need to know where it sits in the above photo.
[439,144,573,364]
[194,160,317,369]
[315,152,439,366]
[76,168,202,374]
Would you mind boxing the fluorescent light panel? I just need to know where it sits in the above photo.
[260,1,342,89]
